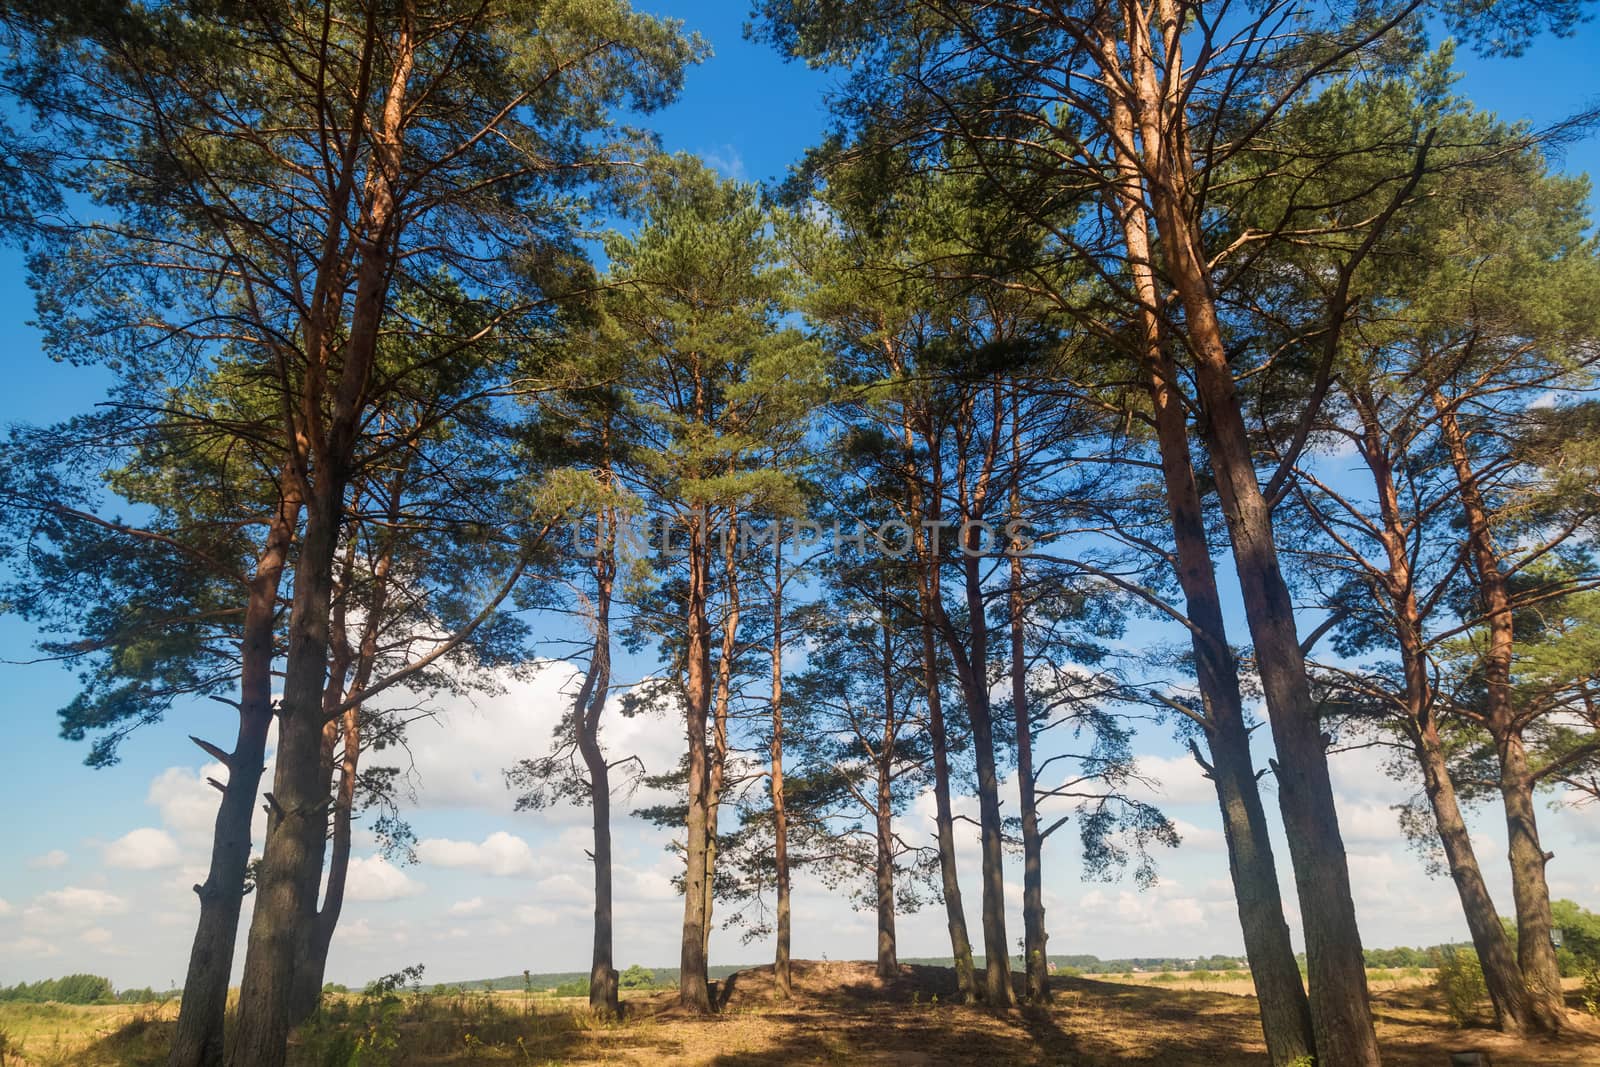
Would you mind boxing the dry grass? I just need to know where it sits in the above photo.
[4,962,1597,1066]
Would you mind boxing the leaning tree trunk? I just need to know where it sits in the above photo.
[770,546,793,999]
[956,546,1015,1008]
[1435,396,1566,1031]
[228,21,413,1064]
[920,613,978,1001]
[904,420,978,1002]
[1351,392,1531,1033]
[229,481,351,1067]
[1118,10,1379,1050]
[167,487,300,1067]
[1101,106,1315,1063]
[1416,715,1532,1030]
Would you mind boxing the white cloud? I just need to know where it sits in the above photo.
[1170,819,1227,853]
[36,886,129,916]
[26,886,129,931]
[2,936,61,959]
[345,856,424,902]
[416,832,537,877]
[700,145,746,179]
[147,766,224,841]
[0,897,12,917]
[1127,753,1218,807]
[104,828,183,870]
[80,926,114,946]
[26,849,69,869]
[448,897,485,917]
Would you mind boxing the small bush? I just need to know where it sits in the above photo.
[1581,965,1600,1018]
[1150,972,1179,984]
[1186,970,1213,983]
[1222,970,1249,982]
[1435,948,1487,1026]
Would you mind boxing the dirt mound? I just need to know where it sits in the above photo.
[709,959,965,1010]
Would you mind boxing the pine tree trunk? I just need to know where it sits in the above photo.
[770,548,793,999]
[229,487,348,1067]
[1099,36,1316,1067]
[904,421,977,1003]
[1117,8,1379,1050]
[1008,411,1048,1006]
[921,615,978,1002]
[959,548,1015,1008]
[228,20,413,1061]
[1416,717,1531,1030]
[679,517,714,1013]
[875,794,898,980]
[875,611,899,981]
[578,500,618,1017]
[1499,735,1565,1026]
[1350,392,1531,1033]
[167,491,299,1067]
[1434,396,1566,1030]
[700,527,740,963]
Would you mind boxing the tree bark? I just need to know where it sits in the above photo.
[288,705,358,1025]
[701,520,740,963]
[1117,4,1379,1059]
[578,489,619,1016]
[770,546,793,999]
[229,18,413,1059]
[920,613,977,1001]
[875,608,899,982]
[902,400,978,1003]
[1434,395,1566,1030]
[679,513,714,1013]
[167,486,300,1067]
[1100,91,1315,1062]
[957,545,1015,1008]
[1348,390,1531,1032]
[1008,402,1048,1005]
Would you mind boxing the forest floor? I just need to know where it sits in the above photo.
[5,960,1598,1066]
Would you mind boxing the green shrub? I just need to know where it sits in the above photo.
[1581,965,1600,1018]
[1150,972,1179,984]
[1222,970,1249,982]
[1435,948,1487,1026]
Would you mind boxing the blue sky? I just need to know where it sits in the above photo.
[1,5,1598,989]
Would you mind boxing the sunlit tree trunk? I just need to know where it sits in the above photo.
[1435,395,1565,1030]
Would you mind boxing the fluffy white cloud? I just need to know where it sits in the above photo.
[80,927,114,946]
[2,936,61,959]
[36,886,128,916]
[104,828,183,870]
[26,849,69,869]
[25,887,129,932]
[448,897,485,916]
[1126,753,1217,807]
[345,856,424,902]
[146,766,224,841]
[0,897,12,917]
[416,832,537,877]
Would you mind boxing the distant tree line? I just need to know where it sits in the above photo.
[0,975,163,1005]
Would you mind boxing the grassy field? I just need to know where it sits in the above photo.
[1,961,1596,1066]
